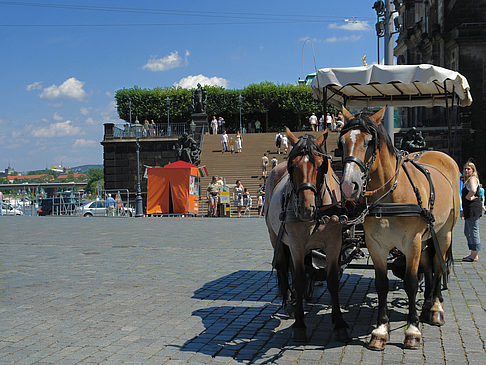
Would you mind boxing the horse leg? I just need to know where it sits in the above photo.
[427,229,453,326]
[274,243,295,318]
[326,254,350,342]
[291,252,307,342]
[367,244,390,351]
[403,236,422,349]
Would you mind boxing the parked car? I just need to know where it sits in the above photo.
[76,200,134,217]
[37,196,79,216]
[2,204,24,216]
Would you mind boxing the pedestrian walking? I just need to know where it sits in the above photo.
[309,113,317,131]
[261,153,269,178]
[221,130,229,153]
[236,130,243,153]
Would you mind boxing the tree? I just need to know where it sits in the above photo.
[85,168,104,195]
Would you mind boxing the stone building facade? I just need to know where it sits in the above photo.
[394,0,486,173]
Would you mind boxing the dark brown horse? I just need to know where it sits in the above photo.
[264,128,349,342]
[339,107,460,350]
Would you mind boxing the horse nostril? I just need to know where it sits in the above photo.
[353,182,359,193]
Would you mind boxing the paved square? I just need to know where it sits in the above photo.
[0,216,485,364]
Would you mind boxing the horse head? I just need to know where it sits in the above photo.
[339,106,394,201]
[286,127,329,221]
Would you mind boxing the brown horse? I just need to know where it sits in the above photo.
[265,128,349,342]
[339,107,460,350]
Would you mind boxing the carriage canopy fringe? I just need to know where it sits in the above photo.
[311,64,472,108]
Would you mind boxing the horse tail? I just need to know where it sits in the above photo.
[442,243,454,290]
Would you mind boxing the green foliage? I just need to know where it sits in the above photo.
[85,168,104,195]
[115,82,323,132]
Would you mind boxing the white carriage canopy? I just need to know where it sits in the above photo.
[310,64,472,108]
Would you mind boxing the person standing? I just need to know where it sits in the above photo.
[106,194,116,216]
[211,116,218,135]
[221,130,229,153]
[461,160,482,262]
[233,180,244,218]
[261,153,269,178]
[235,131,243,153]
[309,113,318,131]
[0,191,4,216]
[255,120,261,133]
[275,132,283,154]
[271,156,278,169]
[281,134,288,154]
[206,176,219,217]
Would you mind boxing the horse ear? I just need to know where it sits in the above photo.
[286,127,299,146]
[342,106,354,124]
[315,128,329,148]
[369,107,386,125]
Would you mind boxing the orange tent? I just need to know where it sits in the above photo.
[146,160,200,215]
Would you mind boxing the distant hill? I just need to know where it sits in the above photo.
[71,164,103,173]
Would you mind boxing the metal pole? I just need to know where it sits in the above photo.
[384,0,395,145]
[239,94,242,132]
[135,138,143,217]
[166,96,171,136]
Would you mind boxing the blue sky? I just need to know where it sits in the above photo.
[0,0,382,172]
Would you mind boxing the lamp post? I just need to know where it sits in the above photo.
[238,94,243,133]
[125,95,132,124]
[135,137,143,217]
[166,96,171,136]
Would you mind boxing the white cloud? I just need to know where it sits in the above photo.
[329,21,370,31]
[325,35,363,43]
[86,117,96,125]
[73,138,96,147]
[40,77,87,101]
[105,91,113,98]
[53,112,63,121]
[80,106,90,116]
[174,74,229,89]
[31,120,82,138]
[26,81,43,91]
[142,50,190,72]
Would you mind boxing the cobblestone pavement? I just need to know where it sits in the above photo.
[0,216,485,364]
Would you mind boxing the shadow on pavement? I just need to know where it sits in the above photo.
[176,270,409,362]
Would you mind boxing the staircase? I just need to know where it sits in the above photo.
[198,131,339,217]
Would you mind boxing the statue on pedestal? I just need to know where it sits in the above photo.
[191,83,207,114]
[175,134,201,166]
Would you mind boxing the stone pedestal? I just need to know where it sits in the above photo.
[191,113,208,142]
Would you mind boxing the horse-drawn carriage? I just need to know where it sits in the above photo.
[265,64,472,349]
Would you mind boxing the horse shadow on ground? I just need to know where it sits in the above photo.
[174,269,411,363]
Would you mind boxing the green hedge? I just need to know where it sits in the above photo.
[115,82,335,132]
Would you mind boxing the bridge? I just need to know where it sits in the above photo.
[0,182,86,190]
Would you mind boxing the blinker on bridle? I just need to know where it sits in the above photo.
[339,115,379,194]
[288,135,328,196]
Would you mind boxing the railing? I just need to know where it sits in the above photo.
[113,123,187,139]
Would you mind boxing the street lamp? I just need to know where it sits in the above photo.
[135,138,143,217]
[166,96,171,136]
[238,94,243,133]
[125,95,132,123]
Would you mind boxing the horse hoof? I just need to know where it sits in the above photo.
[430,311,445,326]
[367,334,387,351]
[292,327,307,342]
[403,335,421,349]
[334,327,351,343]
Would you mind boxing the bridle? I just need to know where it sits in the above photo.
[287,135,329,207]
[338,115,380,197]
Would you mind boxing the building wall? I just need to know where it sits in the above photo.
[395,0,486,176]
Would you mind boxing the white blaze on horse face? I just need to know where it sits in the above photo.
[349,130,361,156]
[303,155,309,163]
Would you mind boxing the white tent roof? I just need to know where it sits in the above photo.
[310,64,472,108]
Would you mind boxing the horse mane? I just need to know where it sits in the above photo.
[341,110,396,156]
[287,134,325,171]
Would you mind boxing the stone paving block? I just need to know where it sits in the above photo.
[1,217,485,363]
